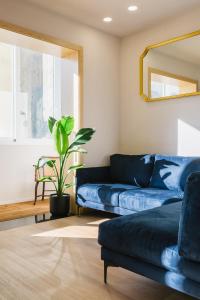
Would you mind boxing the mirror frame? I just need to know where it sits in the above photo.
[140,29,200,102]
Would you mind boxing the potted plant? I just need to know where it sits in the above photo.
[36,116,95,218]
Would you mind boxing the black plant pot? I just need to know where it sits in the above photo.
[50,194,70,218]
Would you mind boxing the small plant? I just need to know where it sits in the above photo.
[36,116,95,198]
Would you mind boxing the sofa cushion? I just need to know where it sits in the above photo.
[149,155,200,191]
[178,172,200,263]
[98,202,200,284]
[110,154,154,187]
[99,202,181,266]
[76,199,139,215]
[77,183,139,207]
[119,188,183,212]
[160,245,200,284]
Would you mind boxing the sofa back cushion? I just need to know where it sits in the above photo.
[149,155,200,191]
[110,154,154,187]
[178,172,200,262]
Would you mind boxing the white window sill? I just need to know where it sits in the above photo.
[0,138,53,146]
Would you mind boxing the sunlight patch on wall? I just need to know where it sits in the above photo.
[178,119,200,156]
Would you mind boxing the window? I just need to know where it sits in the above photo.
[0,43,13,138]
[0,42,61,143]
[149,68,198,98]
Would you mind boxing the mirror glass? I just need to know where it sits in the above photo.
[143,34,200,101]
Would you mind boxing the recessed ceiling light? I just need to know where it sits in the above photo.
[103,17,113,23]
[128,5,138,12]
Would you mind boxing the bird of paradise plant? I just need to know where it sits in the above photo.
[36,115,95,216]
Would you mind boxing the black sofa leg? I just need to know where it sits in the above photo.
[77,205,81,217]
[104,261,108,284]
[103,261,118,284]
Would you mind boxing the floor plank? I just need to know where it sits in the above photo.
[0,214,195,300]
[0,199,49,222]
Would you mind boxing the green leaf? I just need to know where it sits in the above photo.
[48,117,57,134]
[64,183,75,189]
[38,176,53,182]
[61,116,74,135]
[69,128,95,149]
[77,148,87,154]
[46,160,56,168]
[53,121,69,155]
[35,157,49,169]
[68,164,84,172]
[68,147,87,154]
[35,157,42,169]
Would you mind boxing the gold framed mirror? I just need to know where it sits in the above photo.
[140,29,200,102]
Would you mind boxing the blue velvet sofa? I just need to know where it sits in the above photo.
[76,154,200,215]
[98,172,200,299]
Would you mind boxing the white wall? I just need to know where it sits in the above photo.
[0,0,120,204]
[120,6,200,157]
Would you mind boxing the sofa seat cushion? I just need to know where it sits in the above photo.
[119,188,183,212]
[150,155,200,191]
[99,202,180,267]
[98,202,200,283]
[77,183,139,207]
[110,154,154,187]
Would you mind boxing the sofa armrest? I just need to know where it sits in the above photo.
[76,166,111,190]
[178,172,200,262]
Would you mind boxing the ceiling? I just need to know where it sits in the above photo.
[23,0,200,37]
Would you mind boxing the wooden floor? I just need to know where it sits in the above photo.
[0,214,194,300]
[0,199,49,222]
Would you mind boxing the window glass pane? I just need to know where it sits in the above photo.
[165,83,180,96]
[0,37,64,143]
[18,48,55,139]
[0,43,13,138]
[151,72,197,98]
[151,81,164,98]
